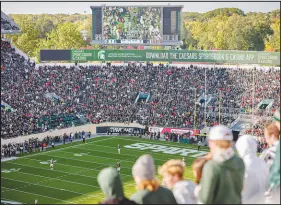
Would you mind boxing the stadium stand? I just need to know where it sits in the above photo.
[1,40,280,139]
[1,11,20,33]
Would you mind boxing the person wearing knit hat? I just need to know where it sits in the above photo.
[97,167,137,204]
[198,125,245,204]
[130,154,177,204]
[158,159,196,204]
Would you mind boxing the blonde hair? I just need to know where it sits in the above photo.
[158,159,184,180]
[192,157,209,184]
[264,123,280,140]
[136,179,160,192]
[212,140,232,149]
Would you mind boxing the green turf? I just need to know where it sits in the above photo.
[1,136,209,204]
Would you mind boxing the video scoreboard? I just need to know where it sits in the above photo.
[91,5,183,45]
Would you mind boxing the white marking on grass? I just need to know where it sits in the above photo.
[1,187,74,204]
[8,171,100,189]
[2,177,86,195]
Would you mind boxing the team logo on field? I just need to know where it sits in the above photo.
[124,143,207,157]
[39,160,57,164]
[1,168,21,173]
[73,152,90,157]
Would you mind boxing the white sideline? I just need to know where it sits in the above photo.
[1,187,74,204]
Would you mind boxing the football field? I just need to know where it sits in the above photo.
[1,136,209,204]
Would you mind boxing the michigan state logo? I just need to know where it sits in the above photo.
[1,168,21,173]
[40,160,57,164]
[98,50,105,60]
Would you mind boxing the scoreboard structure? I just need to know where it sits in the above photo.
[91,5,183,46]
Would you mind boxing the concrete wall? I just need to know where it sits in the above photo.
[1,122,145,145]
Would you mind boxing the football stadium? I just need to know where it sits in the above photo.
[1,2,280,204]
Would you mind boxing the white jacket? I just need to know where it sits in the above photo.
[173,180,197,204]
[236,135,269,204]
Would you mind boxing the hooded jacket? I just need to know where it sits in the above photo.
[97,167,137,204]
[173,180,196,204]
[198,148,245,204]
[236,135,269,204]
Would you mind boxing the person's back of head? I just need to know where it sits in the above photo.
[236,135,269,203]
[97,167,126,203]
[131,154,177,204]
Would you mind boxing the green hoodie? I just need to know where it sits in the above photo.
[97,167,124,200]
[198,155,245,204]
[130,185,177,204]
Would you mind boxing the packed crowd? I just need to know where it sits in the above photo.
[96,111,280,204]
[1,131,92,159]
[1,41,280,139]
[1,11,20,31]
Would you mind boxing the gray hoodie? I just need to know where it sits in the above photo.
[173,180,196,204]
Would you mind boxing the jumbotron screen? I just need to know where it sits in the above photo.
[91,5,183,45]
[103,7,162,44]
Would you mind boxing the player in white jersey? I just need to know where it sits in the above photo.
[116,162,121,174]
[118,144,120,154]
[50,158,54,170]
[182,157,185,167]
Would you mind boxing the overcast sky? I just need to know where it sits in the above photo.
[1,1,280,14]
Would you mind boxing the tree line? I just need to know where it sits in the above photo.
[6,8,280,62]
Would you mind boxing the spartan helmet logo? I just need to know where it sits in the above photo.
[98,50,105,60]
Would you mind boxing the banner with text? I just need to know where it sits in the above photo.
[71,50,280,65]
[149,127,200,136]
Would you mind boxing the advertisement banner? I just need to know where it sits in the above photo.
[71,49,280,65]
[162,128,200,136]
[149,127,200,136]
[96,126,144,134]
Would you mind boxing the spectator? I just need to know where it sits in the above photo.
[197,125,245,204]
[236,135,269,204]
[131,154,177,204]
[97,167,137,204]
[266,109,280,204]
[261,123,280,168]
[158,159,196,204]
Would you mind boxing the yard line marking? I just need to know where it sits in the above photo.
[1,187,74,204]
[2,177,87,195]
[1,197,23,204]
[4,161,102,179]
[8,171,101,189]
[34,150,194,172]
[56,149,194,171]
[12,136,114,160]
[23,157,135,177]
